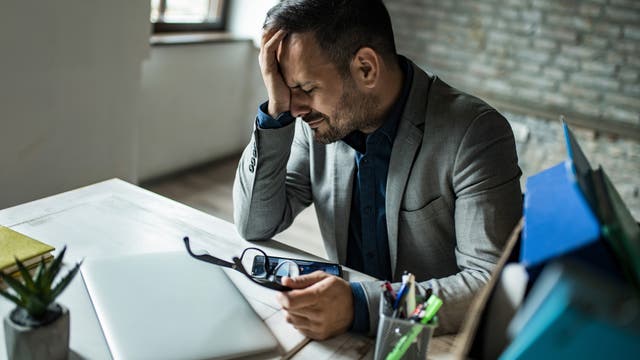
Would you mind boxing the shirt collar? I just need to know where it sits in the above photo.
[342,56,413,153]
[377,56,413,143]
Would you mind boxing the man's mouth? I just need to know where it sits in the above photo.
[303,115,325,129]
[306,118,323,129]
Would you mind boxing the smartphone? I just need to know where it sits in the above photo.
[252,255,343,278]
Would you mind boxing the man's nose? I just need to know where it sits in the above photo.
[290,90,311,118]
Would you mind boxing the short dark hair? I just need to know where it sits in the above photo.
[264,0,398,77]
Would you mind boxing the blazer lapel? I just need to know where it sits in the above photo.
[332,141,356,264]
[386,62,432,278]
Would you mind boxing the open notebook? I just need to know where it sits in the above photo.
[81,251,279,360]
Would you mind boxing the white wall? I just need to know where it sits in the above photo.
[138,41,264,180]
[227,0,280,45]
[0,1,149,209]
[0,0,272,208]
[136,0,274,180]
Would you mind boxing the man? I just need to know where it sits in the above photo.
[233,0,522,340]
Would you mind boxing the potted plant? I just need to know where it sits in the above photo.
[0,246,81,360]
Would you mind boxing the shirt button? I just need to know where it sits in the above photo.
[366,251,374,258]
[364,206,372,215]
[362,158,369,164]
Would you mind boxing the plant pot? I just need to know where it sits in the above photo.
[3,303,70,360]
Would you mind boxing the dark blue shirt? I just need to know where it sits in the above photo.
[343,111,397,281]
[344,58,412,332]
[255,57,413,334]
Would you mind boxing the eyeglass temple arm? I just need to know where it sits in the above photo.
[184,237,291,292]
[183,237,235,268]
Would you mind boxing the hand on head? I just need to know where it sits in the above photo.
[276,271,354,340]
[259,28,291,118]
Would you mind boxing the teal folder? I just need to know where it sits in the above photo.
[501,261,640,360]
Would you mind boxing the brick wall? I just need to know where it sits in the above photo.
[508,113,640,219]
[385,0,640,136]
[384,0,640,218]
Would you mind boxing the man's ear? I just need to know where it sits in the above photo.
[350,47,379,89]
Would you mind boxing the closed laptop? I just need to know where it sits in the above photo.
[81,251,279,359]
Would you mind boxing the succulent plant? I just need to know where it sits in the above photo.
[0,246,81,325]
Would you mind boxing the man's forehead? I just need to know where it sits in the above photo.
[277,32,335,86]
[278,32,317,59]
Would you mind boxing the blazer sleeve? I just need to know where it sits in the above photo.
[233,118,314,240]
[434,110,522,333]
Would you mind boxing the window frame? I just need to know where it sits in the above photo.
[152,0,228,33]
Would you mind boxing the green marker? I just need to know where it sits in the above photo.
[385,295,442,360]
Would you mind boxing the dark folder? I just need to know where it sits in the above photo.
[592,166,640,291]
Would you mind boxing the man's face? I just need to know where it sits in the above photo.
[278,32,379,144]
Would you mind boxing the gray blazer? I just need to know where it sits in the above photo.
[233,60,522,335]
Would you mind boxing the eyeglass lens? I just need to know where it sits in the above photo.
[273,260,300,279]
[240,248,300,282]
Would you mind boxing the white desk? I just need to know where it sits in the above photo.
[0,179,454,359]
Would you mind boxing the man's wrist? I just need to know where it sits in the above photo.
[257,101,295,129]
[268,102,289,119]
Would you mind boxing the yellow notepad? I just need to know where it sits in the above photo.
[0,226,55,272]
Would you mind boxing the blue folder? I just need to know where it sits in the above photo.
[521,161,601,268]
[520,122,619,273]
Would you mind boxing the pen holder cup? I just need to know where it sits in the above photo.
[374,293,437,360]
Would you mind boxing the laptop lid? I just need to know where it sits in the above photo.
[81,251,279,359]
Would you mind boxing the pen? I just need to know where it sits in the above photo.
[405,274,416,315]
[385,295,443,360]
[409,303,424,320]
[420,294,442,324]
[383,281,396,298]
[423,287,433,302]
[382,288,395,309]
[401,270,409,284]
[393,282,409,312]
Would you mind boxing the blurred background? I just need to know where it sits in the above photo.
[1,0,638,258]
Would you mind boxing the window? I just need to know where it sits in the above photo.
[151,0,227,33]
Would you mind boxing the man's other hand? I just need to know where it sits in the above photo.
[277,271,354,340]
[259,28,290,118]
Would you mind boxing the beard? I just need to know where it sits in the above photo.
[303,78,381,144]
